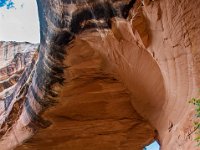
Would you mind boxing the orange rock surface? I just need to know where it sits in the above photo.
[0,0,200,149]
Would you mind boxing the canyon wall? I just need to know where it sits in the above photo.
[0,41,39,149]
[0,0,200,149]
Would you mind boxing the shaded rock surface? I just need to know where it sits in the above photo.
[0,0,200,150]
[17,37,155,150]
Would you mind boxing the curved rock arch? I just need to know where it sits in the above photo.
[0,0,200,150]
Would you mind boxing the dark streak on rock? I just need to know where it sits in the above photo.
[71,2,116,33]
[25,98,51,129]
[122,0,136,18]
[26,0,136,130]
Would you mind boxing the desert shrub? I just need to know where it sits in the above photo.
[189,97,200,145]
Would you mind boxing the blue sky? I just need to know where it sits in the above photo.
[0,0,14,9]
[145,141,160,150]
[0,0,39,43]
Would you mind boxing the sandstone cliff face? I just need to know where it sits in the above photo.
[0,0,200,150]
[0,41,38,149]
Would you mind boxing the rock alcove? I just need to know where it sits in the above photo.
[0,0,200,150]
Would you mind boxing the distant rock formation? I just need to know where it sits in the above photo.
[0,41,39,149]
[0,0,200,149]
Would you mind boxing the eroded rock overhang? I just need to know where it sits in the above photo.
[0,0,200,150]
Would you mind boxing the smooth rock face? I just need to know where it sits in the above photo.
[0,0,200,150]
[17,37,155,150]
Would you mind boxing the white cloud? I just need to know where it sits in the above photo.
[0,0,40,43]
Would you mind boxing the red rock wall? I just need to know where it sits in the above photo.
[0,0,200,150]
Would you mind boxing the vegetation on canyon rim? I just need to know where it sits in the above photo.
[189,95,200,146]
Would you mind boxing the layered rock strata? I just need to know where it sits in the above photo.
[0,41,39,149]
